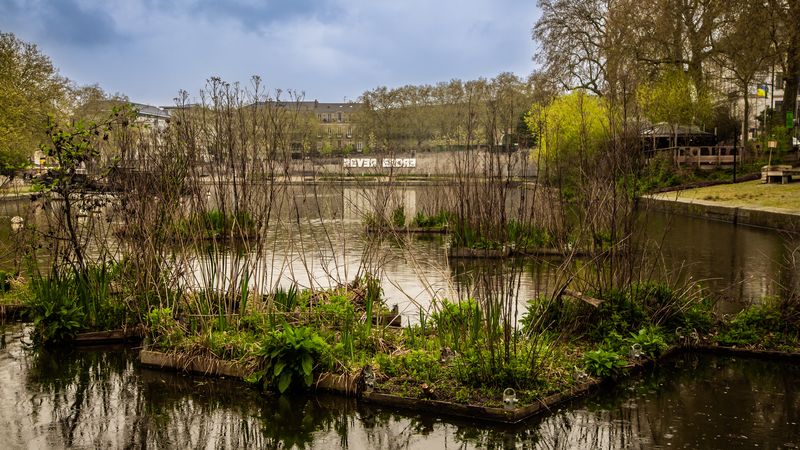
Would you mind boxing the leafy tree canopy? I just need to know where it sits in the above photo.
[525,90,610,158]
[0,32,69,176]
[636,69,711,131]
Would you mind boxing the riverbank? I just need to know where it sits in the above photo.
[643,180,800,231]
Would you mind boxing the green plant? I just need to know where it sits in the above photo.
[587,289,646,342]
[716,302,786,347]
[411,210,453,228]
[582,349,627,377]
[391,205,406,228]
[252,325,330,393]
[27,272,86,344]
[146,307,183,347]
[0,270,11,292]
[316,295,355,322]
[377,349,441,382]
[430,299,482,351]
[506,220,552,249]
[26,263,130,345]
[273,285,299,312]
[627,327,668,358]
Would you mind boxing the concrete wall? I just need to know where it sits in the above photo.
[290,149,537,178]
[642,196,800,232]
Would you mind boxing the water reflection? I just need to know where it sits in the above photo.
[1,325,799,449]
[1,185,798,317]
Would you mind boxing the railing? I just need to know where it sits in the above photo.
[650,146,742,166]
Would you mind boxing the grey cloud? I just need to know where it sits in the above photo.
[166,0,343,30]
[0,0,124,46]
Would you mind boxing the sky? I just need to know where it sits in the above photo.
[0,0,540,106]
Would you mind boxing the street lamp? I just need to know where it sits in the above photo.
[733,128,738,183]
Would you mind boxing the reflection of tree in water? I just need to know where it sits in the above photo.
[8,326,800,449]
[22,336,145,447]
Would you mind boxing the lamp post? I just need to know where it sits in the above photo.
[768,138,777,167]
[733,128,738,183]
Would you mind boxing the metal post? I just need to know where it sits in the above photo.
[733,129,738,183]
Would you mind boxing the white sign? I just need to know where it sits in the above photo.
[343,158,416,168]
[382,158,416,168]
[342,158,378,168]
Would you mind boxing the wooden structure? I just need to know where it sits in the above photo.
[761,165,800,184]
[647,146,740,168]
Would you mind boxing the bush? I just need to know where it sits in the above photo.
[411,210,453,228]
[582,349,627,377]
[587,288,646,341]
[520,295,591,335]
[28,273,86,344]
[454,350,534,389]
[391,205,406,228]
[716,301,794,347]
[27,265,128,345]
[430,299,482,350]
[146,307,183,347]
[627,326,668,358]
[377,350,442,382]
[252,325,330,393]
[0,270,12,293]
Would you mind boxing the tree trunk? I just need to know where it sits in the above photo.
[783,14,799,131]
[743,90,750,147]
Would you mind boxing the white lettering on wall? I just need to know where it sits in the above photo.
[342,158,416,168]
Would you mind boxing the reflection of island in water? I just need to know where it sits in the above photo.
[0,325,798,449]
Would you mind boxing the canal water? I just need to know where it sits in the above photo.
[2,185,798,322]
[0,325,798,449]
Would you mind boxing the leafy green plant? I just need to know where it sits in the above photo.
[391,205,406,228]
[716,302,786,347]
[411,210,453,228]
[0,270,12,293]
[27,272,86,344]
[273,285,299,312]
[252,325,330,393]
[376,349,441,382]
[582,349,627,377]
[316,295,355,322]
[506,220,552,249]
[430,299,482,351]
[628,327,668,358]
[146,307,183,347]
[26,264,129,345]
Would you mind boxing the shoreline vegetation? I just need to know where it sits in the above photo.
[4,269,799,422]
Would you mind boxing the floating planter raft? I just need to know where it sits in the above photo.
[0,303,27,320]
[447,247,511,258]
[514,247,590,257]
[139,350,362,395]
[372,312,402,327]
[136,349,606,423]
[366,226,448,234]
[73,329,141,345]
[140,350,249,378]
[138,345,799,424]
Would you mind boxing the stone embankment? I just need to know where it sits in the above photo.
[643,194,800,231]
